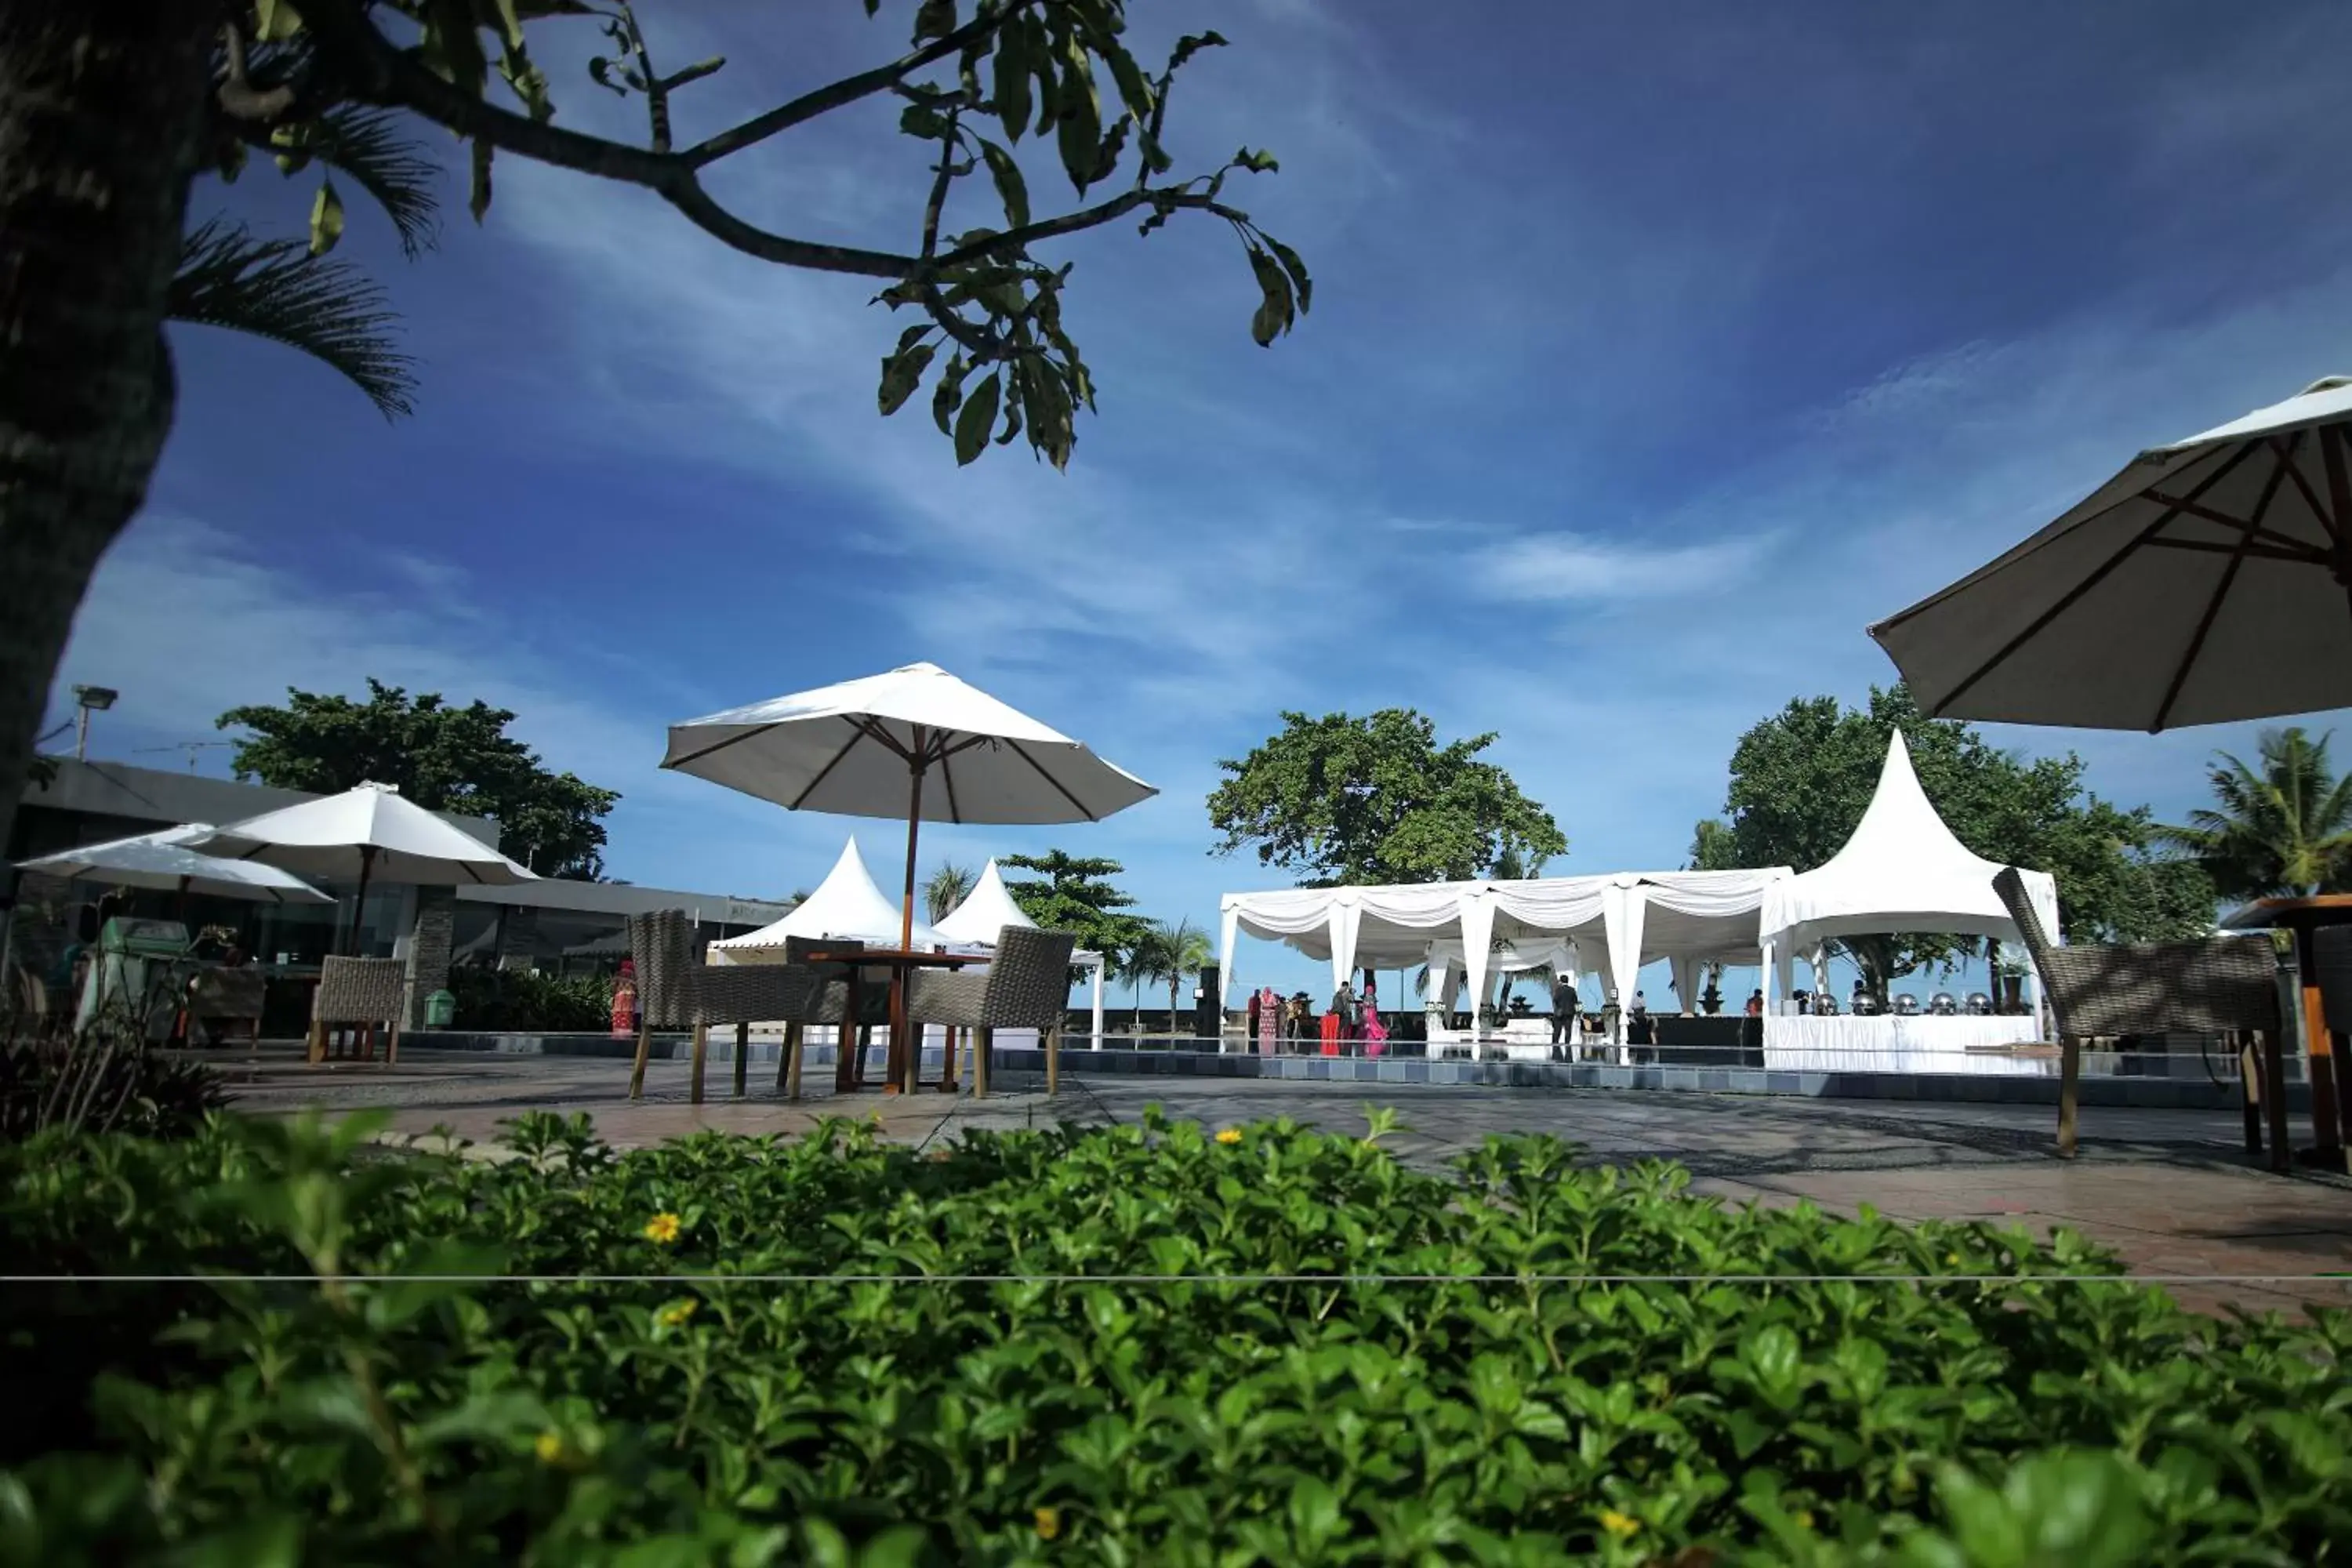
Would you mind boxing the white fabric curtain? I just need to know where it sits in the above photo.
[1489,875,1610,932]
[1602,880,1648,1009]
[1326,898,1362,998]
[1217,906,1240,1008]
[1457,891,1495,1029]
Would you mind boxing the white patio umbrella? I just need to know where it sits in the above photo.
[662,662,1157,948]
[1871,376,2352,731]
[197,782,534,953]
[16,824,331,905]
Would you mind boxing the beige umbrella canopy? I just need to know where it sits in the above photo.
[197,782,534,953]
[1871,377,2352,731]
[662,662,1156,949]
[16,824,331,905]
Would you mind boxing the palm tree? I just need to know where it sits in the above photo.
[1156,919,1214,1031]
[923,861,978,925]
[1116,928,1171,1033]
[2158,727,2352,900]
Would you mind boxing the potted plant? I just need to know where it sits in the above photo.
[1994,956,2027,1014]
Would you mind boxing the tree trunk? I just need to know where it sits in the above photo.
[0,4,210,866]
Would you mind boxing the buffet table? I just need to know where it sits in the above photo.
[1762,1012,2050,1075]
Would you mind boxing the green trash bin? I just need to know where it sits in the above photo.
[423,989,456,1029]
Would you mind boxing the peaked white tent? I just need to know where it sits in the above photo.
[711,838,949,953]
[1755,731,2060,1072]
[932,858,1109,1047]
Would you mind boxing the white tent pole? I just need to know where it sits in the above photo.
[1091,955,1105,1050]
[1216,905,1239,1013]
[1762,938,1779,1013]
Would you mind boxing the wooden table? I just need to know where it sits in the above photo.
[2217,895,2352,1165]
[804,946,977,1095]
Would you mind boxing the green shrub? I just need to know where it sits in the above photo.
[0,1011,227,1144]
[447,967,612,1033]
[0,1109,2344,1566]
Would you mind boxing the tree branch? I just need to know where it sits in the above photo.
[217,21,298,122]
[681,2,1030,170]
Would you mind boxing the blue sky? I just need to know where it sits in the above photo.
[47,0,2352,1010]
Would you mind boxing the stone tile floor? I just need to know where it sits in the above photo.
[216,1045,2352,1320]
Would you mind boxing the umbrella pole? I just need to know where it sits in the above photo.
[895,750,927,1093]
[346,845,378,957]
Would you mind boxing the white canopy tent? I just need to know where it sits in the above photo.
[1217,866,1792,1049]
[931,858,1108,1047]
[710,837,949,953]
[1755,730,2060,1072]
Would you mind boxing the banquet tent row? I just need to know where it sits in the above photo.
[1218,866,1796,1028]
[1219,732,2071,1049]
[709,839,1109,1042]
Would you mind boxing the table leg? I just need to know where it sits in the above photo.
[2295,928,2342,1153]
[834,970,863,1094]
[884,968,909,1094]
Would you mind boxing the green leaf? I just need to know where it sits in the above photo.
[1102,43,1156,125]
[1262,234,1314,313]
[993,16,1032,141]
[978,141,1030,230]
[913,0,956,43]
[1053,34,1101,194]
[1028,16,1061,137]
[954,374,1001,465]
[308,178,346,257]
[488,0,526,48]
[470,139,495,222]
[255,0,305,42]
[877,340,937,416]
[1245,245,1291,347]
[933,354,970,436]
[1168,31,1228,74]
[899,103,951,140]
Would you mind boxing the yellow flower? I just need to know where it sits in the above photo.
[643,1211,682,1245]
[1947,1252,1961,1265]
[1795,1510,1816,1530]
[658,1298,698,1328]
[1215,1127,1243,1145]
[1033,1506,1061,1540]
[1598,1509,1639,1539]
[534,1431,565,1465]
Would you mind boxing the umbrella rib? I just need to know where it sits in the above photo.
[2150,450,2291,732]
[786,722,872,811]
[1006,739,1098,821]
[2269,433,2332,538]
[2139,488,2327,559]
[940,738,964,825]
[1924,440,2260,717]
[664,720,786,771]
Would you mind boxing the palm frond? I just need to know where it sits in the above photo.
[170,220,417,419]
[308,107,443,259]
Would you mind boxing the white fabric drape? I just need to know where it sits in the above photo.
[1327,898,1362,997]
[1602,881,1647,1010]
[1762,1013,2048,1074]
[1217,906,1240,1008]
[1457,891,1495,1029]
[1670,956,1698,1014]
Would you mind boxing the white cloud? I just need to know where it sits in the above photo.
[1473,529,1780,602]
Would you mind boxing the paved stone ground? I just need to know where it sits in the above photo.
[215,1045,2352,1320]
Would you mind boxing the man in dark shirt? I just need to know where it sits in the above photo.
[1550,971,1577,1048]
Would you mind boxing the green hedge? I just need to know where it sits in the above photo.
[447,967,613,1033]
[0,1109,2345,1566]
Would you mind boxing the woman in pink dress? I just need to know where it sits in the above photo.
[1254,985,1280,1055]
[1360,977,1389,1056]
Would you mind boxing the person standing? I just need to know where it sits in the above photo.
[1361,978,1388,1057]
[1550,971,1578,1051]
[1245,984,1264,1044]
[1255,985,1281,1055]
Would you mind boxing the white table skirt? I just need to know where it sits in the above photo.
[1762,1013,2051,1076]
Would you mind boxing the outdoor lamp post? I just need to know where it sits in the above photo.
[71,685,117,760]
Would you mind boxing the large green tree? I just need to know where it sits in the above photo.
[1691,684,2215,996]
[2157,727,2352,901]
[0,0,1312,921]
[1000,849,1149,977]
[1207,710,1568,886]
[217,679,620,877]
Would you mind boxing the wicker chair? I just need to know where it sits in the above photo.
[771,936,892,1098]
[2303,926,2352,1152]
[307,956,408,1065]
[626,910,821,1104]
[1992,868,2287,1168]
[902,927,1076,1098]
[188,966,267,1045]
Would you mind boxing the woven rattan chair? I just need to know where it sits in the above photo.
[768,936,892,1098]
[307,956,408,1065]
[626,910,820,1104]
[188,966,267,1045]
[1993,868,2287,1168]
[2305,926,2352,1152]
[902,927,1076,1098]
